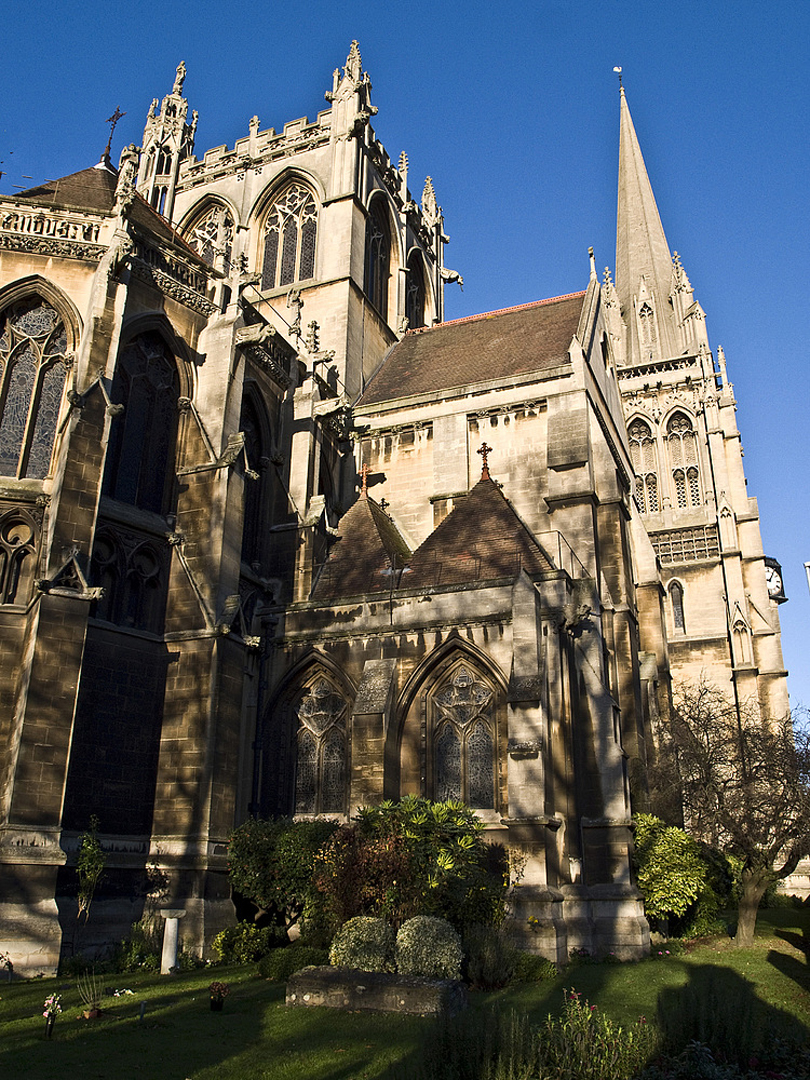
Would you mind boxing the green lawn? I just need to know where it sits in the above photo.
[3,910,809,1080]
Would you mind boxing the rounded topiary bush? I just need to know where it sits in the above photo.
[329,916,395,972]
[395,916,462,980]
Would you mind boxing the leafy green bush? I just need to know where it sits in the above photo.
[315,797,510,931]
[113,917,161,972]
[633,814,709,926]
[462,923,515,989]
[257,945,328,981]
[329,916,396,972]
[395,916,462,980]
[511,949,558,982]
[227,817,338,930]
[211,922,285,964]
[540,988,658,1080]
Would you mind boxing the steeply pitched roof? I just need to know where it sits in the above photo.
[14,162,119,213]
[311,495,412,601]
[404,474,555,589]
[358,292,584,407]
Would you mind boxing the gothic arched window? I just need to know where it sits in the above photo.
[628,418,659,514]
[102,332,180,515]
[430,663,496,809]
[239,389,269,569]
[364,198,391,320]
[185,204,234,272]
[405,252,426,330]
[638,301,657,357]
[294,677,348,815]
[667,412,701,509]
[91,528,167,633]
[260,183,318,291]
[669,580,685,633]
[0,509,38,604]
[0,296,69,480]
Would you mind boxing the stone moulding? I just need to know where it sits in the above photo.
[286,966,468,1015]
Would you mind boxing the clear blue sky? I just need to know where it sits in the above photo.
[3,1,808,707]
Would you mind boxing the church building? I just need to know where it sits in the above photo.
[0,44,789,972]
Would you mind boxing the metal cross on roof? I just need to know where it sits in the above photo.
[360,462,369,496]
[477,442,493,479]
[103,106,126,159]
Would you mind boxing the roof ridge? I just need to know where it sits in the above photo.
[408,291,587,335]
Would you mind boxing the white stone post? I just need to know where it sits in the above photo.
[159,909,186,974]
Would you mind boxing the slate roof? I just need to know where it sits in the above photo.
[11,160,200,253]
[358,292,585,407]
[312,474,555,602]
[311,494,412,601]
[404,474,555,589]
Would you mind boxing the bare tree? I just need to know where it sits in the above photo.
[651,678,810,947]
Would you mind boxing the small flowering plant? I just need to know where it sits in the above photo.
[208,981,230,1002]
[43,993,62,1018]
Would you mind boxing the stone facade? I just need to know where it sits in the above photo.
[0,45,787,973]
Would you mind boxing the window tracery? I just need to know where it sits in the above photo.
[260,184,318,291]
[294,677,348,814]
[185,204,234,272]
[431,663,496,808]
[102,332,180,515]
[0,296,69,479]
[0,508,38,604]
[628,418,659,514]
[364,198,390,320]
[91,527,167,633]
[666,412,701,509]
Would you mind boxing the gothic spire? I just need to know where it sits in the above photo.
[616,87,681,361]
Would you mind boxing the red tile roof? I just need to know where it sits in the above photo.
[358,292,585,406]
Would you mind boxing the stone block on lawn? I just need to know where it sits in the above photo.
[285,966,468,1015]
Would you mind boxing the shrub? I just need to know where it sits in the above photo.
[113,917,161,972]
[227,817,339,930]
[257,945,328,981]
[396,916,462,980]
[462,923,515,989]
[211,922,284,964]
[540,989,658,1080]
[511,950,557,982]
[633,814,708,926]
[329,916,396,972]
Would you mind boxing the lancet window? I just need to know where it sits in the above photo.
[669,580,685,633]
[405,252,426,330]
[364,198,391,320]
[0,296,69,480]
[186,204,234,272]
[638,302,657,356]
[102,332,180,515]
[628,418,659,514]
[667,412,701,509]
[260,183,318,291]
[430,663,496,809]
[0,508,38,605]
[294,677,348,815]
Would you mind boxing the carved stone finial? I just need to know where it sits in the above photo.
[398,151,408,174]
[360,462,369,498]
[305,320,320,353]
[345,41,362,83]
[422,175,439,226]
[477,442,493,479]
[249,115,260,133]
[173,60,187,95]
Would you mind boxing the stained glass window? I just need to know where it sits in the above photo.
[102,332,179,514]
[432,664,496,809]
[261,184,318,291]
[670,581,685,632]
[0,297,69,479]
[628,418,659,514]
[294,677,348,814]
[0,510,37,604]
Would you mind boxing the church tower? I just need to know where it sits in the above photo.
[611,87,789,722]
[136,61,197,218]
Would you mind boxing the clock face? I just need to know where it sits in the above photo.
[765,564,783,597]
